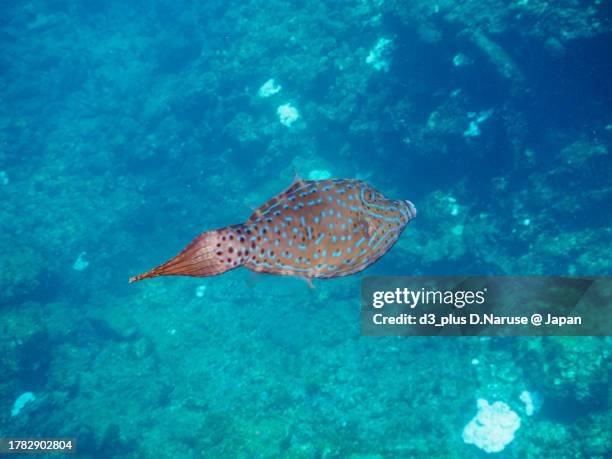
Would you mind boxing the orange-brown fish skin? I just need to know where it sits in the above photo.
[242,179,415,278]
[129,178,416,283]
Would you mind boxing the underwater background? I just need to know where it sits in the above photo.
[1,0,610,457]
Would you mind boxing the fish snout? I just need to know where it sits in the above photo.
[405,200,417,219]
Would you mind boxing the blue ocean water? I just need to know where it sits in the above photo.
[0,1,610,458]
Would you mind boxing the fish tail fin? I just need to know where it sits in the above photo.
[129,224,247,283]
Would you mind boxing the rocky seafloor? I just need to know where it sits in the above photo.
[1,0,611,457]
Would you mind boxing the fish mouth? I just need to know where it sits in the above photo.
[405,200,417,219]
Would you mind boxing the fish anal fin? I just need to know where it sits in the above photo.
[302,277,315,289]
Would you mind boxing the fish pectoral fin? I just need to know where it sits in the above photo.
[367,219,378,238]
[357,214,371,238]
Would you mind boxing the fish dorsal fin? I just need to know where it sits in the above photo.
[292,169,304,185]
[250,208,263,220]
[284,170,306,193]
[248,175,308,221]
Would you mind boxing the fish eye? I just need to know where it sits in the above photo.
[363,189,376,203]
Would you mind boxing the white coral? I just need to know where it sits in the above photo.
[277,103,300,127]
[11,392,36,417]
[366,38,392,71]
[462,399,521,453]
[258,78,282,98]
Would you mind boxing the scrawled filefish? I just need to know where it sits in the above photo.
[129,178,416,283]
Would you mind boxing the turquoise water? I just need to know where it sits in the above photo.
[1,1,610,457]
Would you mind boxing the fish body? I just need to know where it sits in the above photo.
[129,179,416,282]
